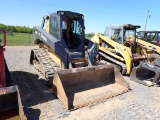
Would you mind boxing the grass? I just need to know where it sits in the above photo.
[85,37,92,40]
[0,32,92,46]
[0,33,33,46]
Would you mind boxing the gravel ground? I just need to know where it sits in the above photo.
[4,46,160,120]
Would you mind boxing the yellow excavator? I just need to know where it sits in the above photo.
[30,11,129,110]
[91,24,160,86]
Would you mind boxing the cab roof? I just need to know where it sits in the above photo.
[107,24,141,30]
[50,11,84,17]
[139,30,160,33]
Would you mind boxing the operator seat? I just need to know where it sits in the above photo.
[62,17,72,48]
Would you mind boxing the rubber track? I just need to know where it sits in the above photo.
[32,48,59,84]
[99,51,127,74]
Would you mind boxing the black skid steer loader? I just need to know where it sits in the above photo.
[30,11,129,110]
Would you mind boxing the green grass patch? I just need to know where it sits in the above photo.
[85,37,92,40]
[0,33,93,46]
[0,33,33,46]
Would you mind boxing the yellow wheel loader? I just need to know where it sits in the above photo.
[30,11,129,110]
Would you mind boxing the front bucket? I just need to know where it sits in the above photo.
[0,85,27,120]
[52,65,129,110]
[130,67,156,86]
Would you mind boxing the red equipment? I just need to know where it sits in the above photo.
[0,30,7,87]
[0,30,27,120]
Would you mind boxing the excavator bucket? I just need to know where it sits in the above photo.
[130,62,160,86]
[0,85,27,120]
[52,64,129,110]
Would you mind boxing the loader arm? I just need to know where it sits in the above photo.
[91,33,132,74]
[137,38,160,55]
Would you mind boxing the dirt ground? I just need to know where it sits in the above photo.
[4,46,160,120]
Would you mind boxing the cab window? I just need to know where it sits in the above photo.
[50,17,60,40]
[110,29,123,44]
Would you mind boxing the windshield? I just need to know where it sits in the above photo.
[71,20,82,35]
[124,30,136,42]
[110,28,123,44]
[62,18,83,49]
[139,32,160,46]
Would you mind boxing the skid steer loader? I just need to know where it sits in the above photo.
[91,25,160,86]
[91,24,146,75]
[30,11,129,110]
[0,30,26,120]
[130,30,160,86]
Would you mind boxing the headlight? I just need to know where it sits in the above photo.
[82,15,84,18]
[61,12,64,15]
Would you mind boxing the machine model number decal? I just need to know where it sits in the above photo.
[40,33,47,42]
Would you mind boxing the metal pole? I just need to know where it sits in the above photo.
[144,10,149,31]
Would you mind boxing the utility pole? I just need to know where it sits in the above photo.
[144,10,150,31]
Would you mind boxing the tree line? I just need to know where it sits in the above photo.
[0,23,33,34]
[85,33,104,37]
[0,23,102,36]
[85,33,95,37]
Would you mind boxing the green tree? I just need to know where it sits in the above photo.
[0,23,33,34]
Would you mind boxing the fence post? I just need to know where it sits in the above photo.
[29,34,30,46]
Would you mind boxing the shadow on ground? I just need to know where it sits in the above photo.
[10,71,58,119]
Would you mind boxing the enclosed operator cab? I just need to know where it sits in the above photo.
[138,31,160,46]
[104,24,140,44]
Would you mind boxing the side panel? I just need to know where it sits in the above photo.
[33,26,68,66]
